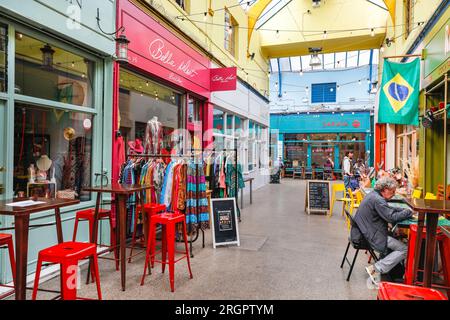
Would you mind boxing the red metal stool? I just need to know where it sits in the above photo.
[72,208,118,270]
[377,282,447,300]
[129,203,166,263]
[32,242,102,300]
[405,224,450,293]
[140,212,193,292]
[0,233,16,288]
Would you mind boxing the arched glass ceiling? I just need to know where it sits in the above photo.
[270,49,379,72]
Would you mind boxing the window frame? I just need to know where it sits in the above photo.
[311,82,337,104]
[224,9,238,57]
[6,20,103,211]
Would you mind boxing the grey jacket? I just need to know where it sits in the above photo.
[350,190,412,253]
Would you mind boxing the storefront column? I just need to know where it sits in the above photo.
[307,141,312,167]
[204,102,214,149]
[385,124,396,169]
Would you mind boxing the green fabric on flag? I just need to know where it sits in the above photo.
[378,58,420,126]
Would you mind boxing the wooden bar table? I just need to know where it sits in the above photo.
[0,197,79,300]
[83,183,151,292]
[403,198,450,288]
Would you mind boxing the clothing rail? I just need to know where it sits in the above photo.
[124,151,204,257]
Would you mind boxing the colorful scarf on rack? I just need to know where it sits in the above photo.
[186,161,209,231]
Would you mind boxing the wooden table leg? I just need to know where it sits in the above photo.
[412,212,425,285]
[54,208,64,244]
[140,191,147,244]
[14,215,30,300]
[423,213,439,287]
[117,194,127,291]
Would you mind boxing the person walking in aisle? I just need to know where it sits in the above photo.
[342,151,354,194]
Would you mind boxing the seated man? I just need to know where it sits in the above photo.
[350,177,413,286]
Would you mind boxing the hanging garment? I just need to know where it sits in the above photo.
[186,161,209,232]
[144,117,163,154]
[160,161,175,210]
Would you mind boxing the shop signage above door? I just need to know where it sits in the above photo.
[210,67,237,92]
[119,0,211,98]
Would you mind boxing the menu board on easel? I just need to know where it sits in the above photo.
[210,198,240,248]
[305,180,330,215]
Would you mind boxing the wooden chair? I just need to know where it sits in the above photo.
[330,183,351,217]
[437,184,445,200]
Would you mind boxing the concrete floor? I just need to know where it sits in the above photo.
[18,179,378,300]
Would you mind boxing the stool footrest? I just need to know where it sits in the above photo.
[152,255,188,264]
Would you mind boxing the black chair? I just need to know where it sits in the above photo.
[340,209,379,281]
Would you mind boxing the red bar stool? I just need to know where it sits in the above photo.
[140,212,193,292]
[405,224,450,293]
[72,208,118,270]
[32,242,102,300]
[129,203,166,263]
[377,282,447,300]
[0,233,16,287]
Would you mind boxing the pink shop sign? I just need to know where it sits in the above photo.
[210,67,237,92]
[119,0,210,97]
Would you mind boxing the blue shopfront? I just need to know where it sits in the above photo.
[270,112,373,175]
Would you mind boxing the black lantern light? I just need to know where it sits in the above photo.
[422,110,435,129]
[96,8,129,64]
[115,34,130,64]
[40,44,55,68]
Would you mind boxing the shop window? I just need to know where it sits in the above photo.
[13,104,93,201]
[396,125,418,173]
[235,116,242,138]
[338,133,366,168]
[119,70,183,155]
[0,24,7,92]
[248,121,255,171]
[224,9,238,57]
[404,0,414,39]
[311,83,336,103]
[15,33,94,107]
[226,114,234,136]
[213,108,224,134]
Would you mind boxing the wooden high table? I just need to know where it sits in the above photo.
[83,183,151,292]
[403,198,450,288]
[0,197,79,300]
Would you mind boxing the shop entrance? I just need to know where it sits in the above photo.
[311,144,334,168]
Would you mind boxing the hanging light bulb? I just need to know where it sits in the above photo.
[228,25,233,35]
[305,86,309,92]
[300,70,303,76]
[380,46,385,53]
[337,85,340,91]
[71,61,75,68]
[276,30,280,39]
[371,28,375,37]
[367,79,371,84]
[146,81,149,86]
[203,12,207,21]
[267,71,271,78]
[358,79,362,85]
[323,31,327,39]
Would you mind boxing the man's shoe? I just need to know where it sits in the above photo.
[366,265,381,286]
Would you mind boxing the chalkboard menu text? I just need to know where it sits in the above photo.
[306,180,331,215]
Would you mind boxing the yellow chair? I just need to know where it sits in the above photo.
[345,188,361,230]
[330,183,351,217]
[412,189,422,199]
[425,192,437,200]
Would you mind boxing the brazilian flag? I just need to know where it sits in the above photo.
[378,59,420,126]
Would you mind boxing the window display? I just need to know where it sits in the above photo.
[14,104,93,201]
[15,32,94,107]
[119,70,183,156]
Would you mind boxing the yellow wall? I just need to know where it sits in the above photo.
[143,0,269,97]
